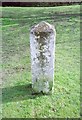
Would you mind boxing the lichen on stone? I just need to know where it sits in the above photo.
[31,21,55,36]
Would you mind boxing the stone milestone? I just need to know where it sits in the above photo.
[30,21,56,94]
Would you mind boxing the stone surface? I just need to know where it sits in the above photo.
[30,21,56,94]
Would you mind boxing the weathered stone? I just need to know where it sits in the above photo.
[30,21,56,94]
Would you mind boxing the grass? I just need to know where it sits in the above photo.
[1,5,80,118]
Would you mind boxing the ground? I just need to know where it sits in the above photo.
[1,5,80,118]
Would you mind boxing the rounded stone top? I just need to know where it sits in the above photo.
[31,21,55,34]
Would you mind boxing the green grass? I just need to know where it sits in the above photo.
[2,5,80,118]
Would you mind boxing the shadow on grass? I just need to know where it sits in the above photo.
[2,84,45,103]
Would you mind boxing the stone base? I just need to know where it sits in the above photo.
[32,77,54,94]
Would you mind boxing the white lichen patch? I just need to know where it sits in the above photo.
[30,21,56,94]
